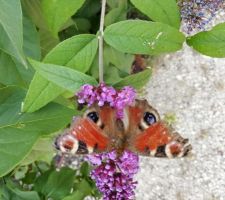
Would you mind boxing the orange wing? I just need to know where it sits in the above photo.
[55,117,109,155]
[71,117,109,152]
[133,121,192,158]
[126,99,192,158]
[55,104,117,155]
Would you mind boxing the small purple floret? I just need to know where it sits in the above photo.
[77,84,138,198]
[76,83,136,119]
[86,151,139,200]
[113,86,136,118]
[77,84,96,106]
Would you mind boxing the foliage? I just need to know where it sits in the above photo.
[104,20,185,55]
[130,0,181,28]
[0,0,224,199]
[186,22,225,58]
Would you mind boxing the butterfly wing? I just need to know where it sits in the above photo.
[55,104,118,155]
[55,99,192,158]
[126,99,192,158]
[132,122,191,158]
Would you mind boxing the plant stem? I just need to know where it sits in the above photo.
[98,0,106,83]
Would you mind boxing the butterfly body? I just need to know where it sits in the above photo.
[55,99,192,159]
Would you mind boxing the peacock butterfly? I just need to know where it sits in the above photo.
[55,99,192,159]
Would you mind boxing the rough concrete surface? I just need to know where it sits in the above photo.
[135,12,225,200]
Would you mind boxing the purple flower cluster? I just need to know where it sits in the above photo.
[178,0,224,33]
[86,151,139,200]
[77,83,136,118]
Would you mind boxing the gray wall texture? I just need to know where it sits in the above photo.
[136,11,225,200]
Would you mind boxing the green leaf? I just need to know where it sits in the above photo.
[0,125,38,178]
[22,74,64,112]
[0,83,5,88]
[0,0,27,67]
[0,12,39,87]
[105,65,123,85]
[1,180,40,200]
[39,28,60,57]
[3,180,40,200]
[44,34,98,73]
[23,34,97,113]
[41,0,85,37]
[73,18,91,32]
[80,162,91,178]
[14,60,35,86]
[75,0,101,19]
[21,0,59,57]
[89,45,133,83]
[0,86,74,177]
[105,7,127,26]
[35,168,75,200]
[104,46,134,74]
[21,0,47,29]
[0,51,25,86]
[73,179,92,198]
[29,59,98,92]
[89,54,99,80]
[113,68,152,89]
[63,191,84,200]
[104,20,185,55]
[186,22,225,58]
[8,189,40,200]
[34,170,51,193]
[63,179,92,200]
[23,13,41,60]
[107,0,118,8]
[54,95,76,109]
[130,0,180,29]
[21,137,55,166]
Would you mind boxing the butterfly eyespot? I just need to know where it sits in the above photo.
[87,111,99,123]
[143,112,156,126]
[57,134,78,154]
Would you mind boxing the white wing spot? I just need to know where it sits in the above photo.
[150,149,156,156]
[87,146,94,153]
[72,130,76,136]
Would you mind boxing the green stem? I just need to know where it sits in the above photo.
[98,0,107,83]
